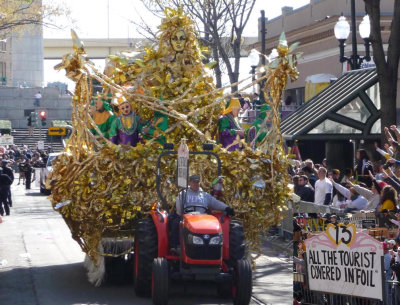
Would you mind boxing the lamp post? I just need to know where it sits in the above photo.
[334,0,371,70]
[248,49,259,93]
[260,10,267,103]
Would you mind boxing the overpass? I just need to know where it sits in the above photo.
[43,37,258,59]
[44,38,146,59]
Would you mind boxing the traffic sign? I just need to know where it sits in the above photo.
[48,127,66,136]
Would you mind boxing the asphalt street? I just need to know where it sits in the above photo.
[0,177,292,305]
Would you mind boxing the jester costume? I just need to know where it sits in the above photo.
[109,110,148,146]
[143,111,169,145]
[90,99,115,139]
[218,99,244,151]
[250,104,270,149]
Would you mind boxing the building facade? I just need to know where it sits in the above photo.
[254,0,396,110]
[0,5,44,88]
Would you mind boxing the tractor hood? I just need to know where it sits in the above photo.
[183,214,222,235]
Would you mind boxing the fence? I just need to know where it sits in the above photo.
[294,271,396,305]
[292,205,399,305]
[293,200,342,216]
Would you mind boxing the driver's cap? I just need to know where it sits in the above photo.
[189,174,200,182]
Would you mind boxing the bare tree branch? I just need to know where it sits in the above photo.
[134,0,257,91]
[0,0,71,34]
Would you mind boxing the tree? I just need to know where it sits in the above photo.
[364,0,400,136]
[0,0,70,35]
[136,0,257,91]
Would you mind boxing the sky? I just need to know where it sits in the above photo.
[44,0,310,38]
[43,0,310,89]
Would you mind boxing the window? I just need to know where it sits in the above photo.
[283,87,305,107]
[370,119,381,134]
[24,109,35,117]
[365,83,380,110]
[336,97,370,123]
[0,40,5,53]
[0,62,6,85]
[308,119,362,134]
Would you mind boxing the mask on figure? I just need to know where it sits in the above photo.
[170,29,187,52]
[231,106,241,118]
[119,102,131,116]
[95,98,104,111]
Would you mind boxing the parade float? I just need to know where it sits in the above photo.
[48,7,301,288]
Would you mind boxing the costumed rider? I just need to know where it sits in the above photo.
[218,98,245,151]
[247,104,270,149]
[169,174,235,252]
[109,94,150,146]
[142,110,169,145]
[90,93,115,139]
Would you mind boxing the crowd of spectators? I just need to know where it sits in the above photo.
[0,145,51,219]
[291,143,400,214]
[291,125,400,304]
[236,92,267,124]
[0,145,50,172]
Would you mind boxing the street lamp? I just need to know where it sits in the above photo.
[334,0,371,70]
[248,49,260,93]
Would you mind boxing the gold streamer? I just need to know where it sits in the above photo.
[49,12,300,265]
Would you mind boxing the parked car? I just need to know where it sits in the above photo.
[39,152,60,195]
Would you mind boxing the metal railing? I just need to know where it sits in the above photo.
[293,200,343,216]
[294,272,399,305]
[294,272,387,305]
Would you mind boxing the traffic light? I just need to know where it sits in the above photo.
[39,110,47,126]
[30,112,38,126]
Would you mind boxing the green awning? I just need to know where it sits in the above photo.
[281,68,380,141]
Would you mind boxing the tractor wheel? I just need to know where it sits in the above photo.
[152,258,169,305]
[217,282,232,298]
[124,253,134,283]
[104,256,126,285]
[229,220,245,265]
[134,218,158,297]
[232,259,252,305]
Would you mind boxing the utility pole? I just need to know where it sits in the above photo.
[260,10,267,102]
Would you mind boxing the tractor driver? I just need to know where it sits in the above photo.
[170,174,235,252]
[176,174,234,216]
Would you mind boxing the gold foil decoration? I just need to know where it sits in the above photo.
[49,11,300,266]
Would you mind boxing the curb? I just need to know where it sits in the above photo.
[262,236,293,254]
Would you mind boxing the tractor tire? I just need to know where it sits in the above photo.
[124,253,134,283]
[134,218,158,297]
[229,220,245,265]
[232,259,252,305]
[152,258,169,305]
[217,282,232,298]
[104,256,127,285]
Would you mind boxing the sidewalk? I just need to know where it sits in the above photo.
[253,235,293,305]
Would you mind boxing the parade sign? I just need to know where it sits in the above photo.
[177,139,189,188]
[305,224,383,300]
[0,135,13,145]
[37,141,45,150]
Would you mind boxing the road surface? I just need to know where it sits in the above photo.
[0,178,292,305]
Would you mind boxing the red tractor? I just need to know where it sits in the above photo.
[133,144,252,305]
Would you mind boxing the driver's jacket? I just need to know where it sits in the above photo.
[176,188,227,216]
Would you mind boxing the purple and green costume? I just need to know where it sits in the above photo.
[109,111,146,147]
[218,114,244,151]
